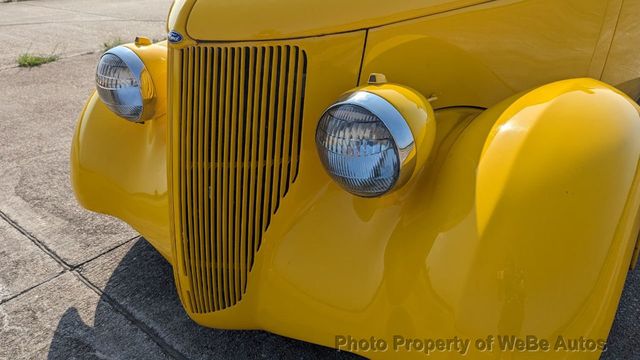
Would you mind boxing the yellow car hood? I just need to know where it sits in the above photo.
[186,0,494,41]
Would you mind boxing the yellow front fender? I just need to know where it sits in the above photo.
[468,78,640,354]
[70,42,172,260]
[243,79,640,359]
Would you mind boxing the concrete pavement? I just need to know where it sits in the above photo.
[0,0,169,69]
[0,0,637,359]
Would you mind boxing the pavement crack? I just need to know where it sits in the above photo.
[0,210,71,270]
[1,49,104,73]
[72,235,141,270]
[18,2,129,21]
[71,271,189,360]
[0,271,65,306]
[0,18,166,27]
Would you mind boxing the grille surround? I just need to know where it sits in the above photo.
[175,45,307,313]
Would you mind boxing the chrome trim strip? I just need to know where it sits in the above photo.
[103,45,146,80]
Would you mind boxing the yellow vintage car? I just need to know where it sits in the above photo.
[71,0,640,358]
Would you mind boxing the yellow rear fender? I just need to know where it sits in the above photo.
[70,42,172,260]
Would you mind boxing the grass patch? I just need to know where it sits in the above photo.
[102,37,125,52]
[17,53,59,67]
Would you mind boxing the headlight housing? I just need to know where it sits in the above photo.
[96,46,155,122]
[316,90,417,197]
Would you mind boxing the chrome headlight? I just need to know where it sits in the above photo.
[96,46,154,122]
[315,91,416,197]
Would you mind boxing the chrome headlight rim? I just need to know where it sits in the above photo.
[316,90,417,197]
[96,45,150,123]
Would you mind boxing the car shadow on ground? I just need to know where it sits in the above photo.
[44,238,639,359]
[46,238,363,359]
[602,261,640,359]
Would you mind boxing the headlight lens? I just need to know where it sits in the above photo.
[96,46,151,122]
[316,91,416,197]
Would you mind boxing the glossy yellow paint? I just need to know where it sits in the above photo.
[71,42,172,260]
[72,0,640,358]
[238,79,640,359]
[361,0,625,109]
[602,0,640,101]
[346,83,437,188]
[166,31,366,328]
[184,0,493,41]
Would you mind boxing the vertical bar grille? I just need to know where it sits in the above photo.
[177,45,307,313]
